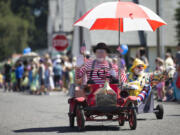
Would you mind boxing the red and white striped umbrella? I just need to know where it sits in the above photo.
[74,1,167,32]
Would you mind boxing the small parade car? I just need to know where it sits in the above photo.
[68,77,164,131]
[68,82,138,131]
[68,63,164,131]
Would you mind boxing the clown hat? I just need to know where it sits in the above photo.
[93,42,110,53]
[130,58,147,72]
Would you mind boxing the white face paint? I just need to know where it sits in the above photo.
[95,49,107,62]
[96,58,105,62]
[134,67,144,75]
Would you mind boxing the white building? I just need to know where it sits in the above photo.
[48,0,179,70]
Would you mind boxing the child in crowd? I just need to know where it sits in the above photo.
[0,72,3,88]
[164,80,174,101]
[154,57,165,101]
[10,68,16,91]
[30,62,39,94]
[21,72,29,91]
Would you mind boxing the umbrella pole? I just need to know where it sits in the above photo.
[118,18,122,86]
[118,0,122,85]
[118,0,121,45]
[118,0,121,46]
[118,19,120,46]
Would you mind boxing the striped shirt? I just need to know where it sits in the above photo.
[76,60,127,84]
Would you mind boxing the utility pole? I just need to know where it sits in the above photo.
[156,0,164,58]
[72,0,91,57]
[156,0,160,57]
[133,0,148,58]
[58,0,64,31]
[47,0,65,56]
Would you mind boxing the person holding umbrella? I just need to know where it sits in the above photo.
[74,0,167,101]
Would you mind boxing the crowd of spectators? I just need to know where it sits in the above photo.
[0,48,179,102]
[0,53,77,95]
[135,48,180,102]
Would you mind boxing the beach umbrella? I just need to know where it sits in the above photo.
[74,1,167,45]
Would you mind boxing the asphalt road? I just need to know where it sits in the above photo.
[0,89,180,135]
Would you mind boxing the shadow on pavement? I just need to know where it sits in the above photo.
[137,118,147,121]
[166,114,180,117]
[59,125,121,133]
[13,118,159,133]
[14,125,122,133]
[14,127,62,133]
[137,118,158,121]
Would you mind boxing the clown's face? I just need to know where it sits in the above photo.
[134,65,144,75]
[95,49,107,62]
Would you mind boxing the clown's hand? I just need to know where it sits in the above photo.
[122,83,138,90]
[76,55,84,68]
[129,84,139,90]
[109,69,116,77]
[122,83,129,90]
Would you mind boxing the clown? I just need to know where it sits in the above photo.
[126,58,150,103]
[76,42,120,85]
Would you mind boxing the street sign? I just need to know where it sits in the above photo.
[53,35,68,51]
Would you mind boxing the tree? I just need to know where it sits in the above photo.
[0,0,48,61]
[0,1,29,61]
[11,0,48,50]
[175,2,180,44]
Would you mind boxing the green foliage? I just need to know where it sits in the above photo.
[175,2,180,44]
[11,0,48,50]
[0,1,29,61]
[0,0,48,61]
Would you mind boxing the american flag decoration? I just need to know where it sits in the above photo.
[120,69,127,83]
[117,45,123,53]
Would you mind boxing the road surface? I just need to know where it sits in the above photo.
[0,89,180,135]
